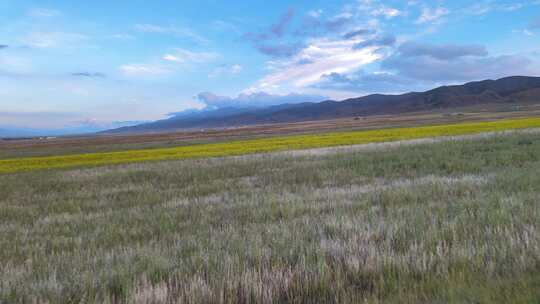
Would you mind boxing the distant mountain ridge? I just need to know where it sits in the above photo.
[107,76,540,134]
[0,121,148,139]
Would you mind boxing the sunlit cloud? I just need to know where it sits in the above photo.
[119,64,172,76]
[249,37,382,91]
[416,7,449,24]
[162,48,219,64]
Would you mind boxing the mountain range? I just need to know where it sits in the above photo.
[107,76,540,134]
[0,121,147,139]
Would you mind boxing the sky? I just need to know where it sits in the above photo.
[1,0,540,131]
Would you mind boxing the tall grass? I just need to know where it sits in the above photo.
[2,117,540,174]
[1,130,539,303]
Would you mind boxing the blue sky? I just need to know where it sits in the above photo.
[1,0,540,130]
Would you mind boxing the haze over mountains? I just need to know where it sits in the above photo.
[0,121,147,138]
[107,76,540,134]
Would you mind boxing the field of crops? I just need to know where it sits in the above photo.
[1,117,540,174]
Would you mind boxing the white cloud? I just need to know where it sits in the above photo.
[231,64,243,74]
[108,34,134,40]
[134,24,169,33]
[163,54,181,62]
[0,54,33,75]
[210,20,240,33]
[356,0,401,18]
[119,64,172,76]
[371,6,402,19]
[248,37,382,92]
[503,3,524,11]
[208,64,243,78]
[513,29,535,36]
[467,2,528,16]
[416,7,449,24]
[196,91,326,109]
[357,0,376,11]
[28,8,60,18]
[121,48,217,78]
[162,48,219,63]
[134,24,208,44]
[308,9,323,18]
[467,3,492,15]
[20,32,88,49]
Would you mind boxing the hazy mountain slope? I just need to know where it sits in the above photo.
[107,76,540,133]
[108,102,315,133]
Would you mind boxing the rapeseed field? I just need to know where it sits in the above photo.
[1,117,540,174]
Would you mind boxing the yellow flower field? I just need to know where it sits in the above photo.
[1,117,540,174]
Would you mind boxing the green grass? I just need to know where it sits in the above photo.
[2,116,540,174]
[1,130,540,303]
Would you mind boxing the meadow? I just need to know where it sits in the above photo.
[1,129,540,303]
[2,116,540,174]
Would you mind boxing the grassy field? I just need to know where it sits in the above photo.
[2,117,540,174]
[1,129,540,303]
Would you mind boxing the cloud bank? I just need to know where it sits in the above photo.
[196,91,328,109]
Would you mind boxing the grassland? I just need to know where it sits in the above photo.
[2,117,540,174]
[1,129,540,303]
